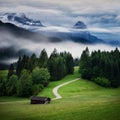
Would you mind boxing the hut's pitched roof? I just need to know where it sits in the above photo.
[30,96,50,101]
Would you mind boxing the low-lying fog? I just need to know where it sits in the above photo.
[1,14,120,64]
[0,30,119,65]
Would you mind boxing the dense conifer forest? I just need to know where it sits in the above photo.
[0,48,120,98]
[0,49,74,97]
[79,47,120,88]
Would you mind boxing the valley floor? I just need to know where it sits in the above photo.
[0,67,120,120]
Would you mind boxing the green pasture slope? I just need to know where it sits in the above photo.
[0,70,8,80]
[0,67,120,120]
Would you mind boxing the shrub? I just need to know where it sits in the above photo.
[32,84,44,95]
[32,67,50,87]
[93,77,111,87]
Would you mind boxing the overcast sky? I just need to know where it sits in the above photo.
[0,0,120,27]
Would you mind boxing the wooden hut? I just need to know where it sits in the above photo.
[30,96,51,104]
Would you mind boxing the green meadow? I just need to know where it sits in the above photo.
[0,67,120,120]
[0,70,8,80]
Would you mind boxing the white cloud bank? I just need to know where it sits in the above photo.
[0,0,120,27]
[0,29,119,58]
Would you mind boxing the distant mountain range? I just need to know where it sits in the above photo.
[0,13,119,45]
[0,19,104,44]
[0,13,120,69]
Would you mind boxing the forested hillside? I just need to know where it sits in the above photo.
[79,47,120,87]
[0,47,120,98]
[0,49,74,97]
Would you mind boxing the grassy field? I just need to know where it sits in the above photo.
[38,66,80,98]
[0,67,120,120]
[0,70,8,79]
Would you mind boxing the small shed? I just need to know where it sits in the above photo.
[30,96,51,104]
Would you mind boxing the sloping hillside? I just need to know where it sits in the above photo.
[0,67,120,120]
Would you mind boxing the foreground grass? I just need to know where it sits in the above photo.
[0,99,120,120]
[0,67,120,120]
[0,96,28,102]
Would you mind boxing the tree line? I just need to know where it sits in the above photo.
[0,47,119,98]
[79,47,120,88]
[0,49,74,97]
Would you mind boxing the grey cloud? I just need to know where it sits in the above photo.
[0,0,120,27]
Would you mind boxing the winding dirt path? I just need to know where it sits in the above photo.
[52,78,80,100]
[0,78,80,104]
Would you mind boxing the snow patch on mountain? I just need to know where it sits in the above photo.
[0,13,44,27]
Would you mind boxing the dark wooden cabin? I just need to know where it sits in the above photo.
[30,96,51,104]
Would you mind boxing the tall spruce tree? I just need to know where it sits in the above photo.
[28,53,37,72]
[21,55,29,70]
[48,49,59,81]
[38,49,48,68]
[7,63,14,80]
[56,56,66,79]
[65,53,74,74]
[16,56,22,77]
[79,47,91,79]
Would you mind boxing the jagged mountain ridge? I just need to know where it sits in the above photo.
[0,13,110,44]
[0,19,119,69]
[0,19,104,44]
[0,13,44,27]
[0,20,47,42]
[0,13,120,46]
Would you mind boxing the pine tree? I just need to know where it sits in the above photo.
[28,53,37,72]
[48,49,59,81]
[7,64,14,80]
[38,49,48,68]
[21,55,29,70]
[56,56,66,79]
[16,56,22,77]
[79,47,91,79]
[65,53,74,74]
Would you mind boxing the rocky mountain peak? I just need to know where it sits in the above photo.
[74,21,87,29]
[0,13,44,26]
